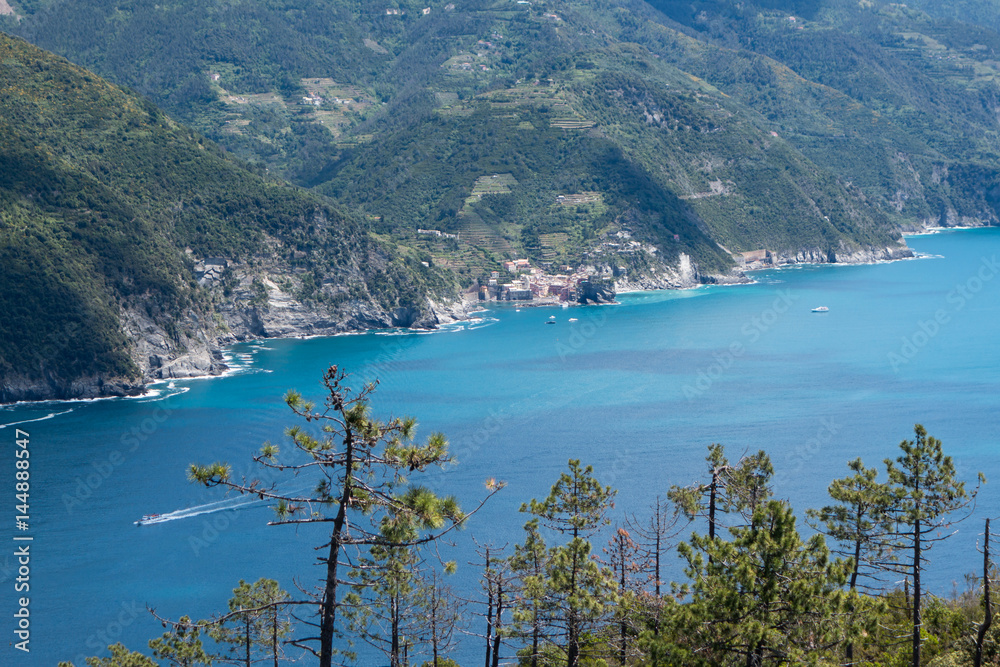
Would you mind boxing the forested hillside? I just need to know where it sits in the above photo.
[22,0,1000,285]
[4,0,1000,396]
[0,33,456,401]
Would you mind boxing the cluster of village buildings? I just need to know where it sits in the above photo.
[479,259,597,302]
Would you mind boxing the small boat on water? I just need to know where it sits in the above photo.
[135,514,162,526]
[568,318,578,322]
[811,306,829,313]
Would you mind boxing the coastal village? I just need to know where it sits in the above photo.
[478,258,606,304]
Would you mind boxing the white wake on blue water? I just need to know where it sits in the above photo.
[0,408,75,429]
[135,495,262,525]
[136,480,318,526]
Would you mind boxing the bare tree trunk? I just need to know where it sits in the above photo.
[912,517,921,667]
[619,552,627,666]
[567,618,579,667]
[976,518,992,667]
[846,506,863,666]
[391,591,401,667]
[567,542,579,667]
[484,550,493,667]
[272,604,279,667]
[320,432,354,667]
[245,613,252,667]
[708,471,718,542]
[431,583,439,667]
[492,581,502,667]
[531,600,539,667]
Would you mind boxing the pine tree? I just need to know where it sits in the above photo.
[808,458,897,591]
[521,459,617,667]
[668,445,773,540]
[209,578,291,667]
[509,519,552,667]
[883,424,983,667]
[674,500,856,666]
[148,616,213,667]
[190,366,501,667]
[668,444,731,542]
[807,458,896,664]
[343,494,434,667]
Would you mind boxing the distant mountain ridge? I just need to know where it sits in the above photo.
[4,0,956,280]
[0,33,458,402]
[5,0,1000,399]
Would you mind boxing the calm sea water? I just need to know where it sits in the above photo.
[3,228,1000,665]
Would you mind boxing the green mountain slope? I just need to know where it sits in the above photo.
[634,0,1000,227]
[0,33,456,402]
[3,0,928,281]
[6,0,1000,312]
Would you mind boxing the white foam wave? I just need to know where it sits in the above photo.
[0,408,75,429]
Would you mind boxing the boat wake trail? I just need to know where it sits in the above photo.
[136,496,262,526]
[0,409,75,430]
[136,481,316,525]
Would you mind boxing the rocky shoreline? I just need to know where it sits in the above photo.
[0,237,943,404]
[0,291,481,404]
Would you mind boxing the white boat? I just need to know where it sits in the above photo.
[135,514,163,526]
[568,318,578,322]
[811,306,829,313]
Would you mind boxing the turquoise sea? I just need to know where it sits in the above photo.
[3,228,1000,665]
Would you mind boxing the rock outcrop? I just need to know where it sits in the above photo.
[577,280,616,305]
[0,373,146,404]
[769,243,913,266]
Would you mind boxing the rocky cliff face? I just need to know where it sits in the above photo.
[0,372,146,404]
[1,264,471,403]
[577,280,616,305]
[615,241,913,293]
[769,243,913,266]
[1,238,914,403]
[126,272,474,395]
[614,252,748,292]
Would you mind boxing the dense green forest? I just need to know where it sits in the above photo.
[4,0,1000,380]
[24,0,1000,282]
[59,369,997,667]
[0,34,456,401]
